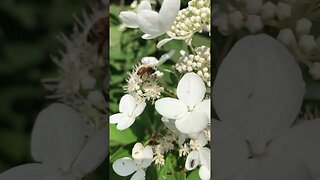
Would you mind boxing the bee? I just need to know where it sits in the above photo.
[137,65,156,76]
[136,50,175,76]
[87,16,108,57]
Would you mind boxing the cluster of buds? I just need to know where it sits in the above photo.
[167,0,210,45]
[176,46,211,86]
[214,0,320,80]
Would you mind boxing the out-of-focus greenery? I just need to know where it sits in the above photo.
[109,0,209,179]
[0,0,106,179]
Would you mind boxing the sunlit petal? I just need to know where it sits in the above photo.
[155,98,188,120]
[113,157,138,177]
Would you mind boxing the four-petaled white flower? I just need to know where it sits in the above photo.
[155,72,210,134]
[0,103,108,180]
[110,94,146,130]
[213,34,320,180]
[185,133,211,180]
[119,0,180,39]
[113,142,153,180]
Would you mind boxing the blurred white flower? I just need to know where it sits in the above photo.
[213,34,320,179]
[113,143,153,180]
[0,103,108,180]
[110,94,146,130]
[155,72,210,134]
[119,0,180,39]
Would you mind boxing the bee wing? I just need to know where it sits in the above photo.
[158,50,175,65]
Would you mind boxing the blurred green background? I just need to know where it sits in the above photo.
[0,0,106,179]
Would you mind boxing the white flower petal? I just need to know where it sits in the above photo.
[132,143,144,159]
[119,12,139,28]
[178,134,186,145]
[158,50,175,65]
[199,165,210,180]
[199,147,210,167]
[195,133,207,148]
[132,143,153,169]
[133,101,146,117]
[71,126,108,178]
[142,33,160,39]
[137,10,163,36]
[195,99,211,120]
[119,94,137,115]
[161,117,179,133]
[116,117,135,130]
[131,169,145,180]
[113,157,138,177]
[158,0,180,31]
[213,34,305,143]
[0,164,62,180]
[185,151,200,170]
[155,98,188,120]
[109,113,126,124]
[31,103,85,171]
[157,38,173,49]
[175,111,208,134]
[137,0,152,11]
[177,72,206,107]
[270,119,320,178]
[212,121,249,180]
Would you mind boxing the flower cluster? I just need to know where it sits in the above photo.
[167,0,211,45]
[112,0,211,179]
[213,0,320,80]
[176,46,211,86]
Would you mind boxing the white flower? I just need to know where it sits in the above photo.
[119,0,180,39]
[113,143,153,180]
[185,133,210,171]
[0,103,108,180]
[213,34,320,179]
[110,94,146,130]
[155,72,210,134]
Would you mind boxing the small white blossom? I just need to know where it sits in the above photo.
[119,0,180,39]
[110,94,146,130]
[113,143,153,180]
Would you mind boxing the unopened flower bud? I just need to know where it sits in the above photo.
[276,3,291,20]
[296,18,312,37]
[246,0,263,14]
[299,35,317,54]
[245,15,264,34]
[228,11,244,29]
[261,2,276,21]
[309,62,320,80]
[277,28,297,48]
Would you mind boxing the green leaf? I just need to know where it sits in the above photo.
[110,124,138,146]
[187,168,201,180]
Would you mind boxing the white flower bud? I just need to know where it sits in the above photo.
[87,90,105,105]
[296,18,312,37]
[217,13,231,35]
[245,15,264,34]
[81,75,96,90]
[309,62,320,80]
[299,35,317,54]
[277,28,297,48]
[276,3,291,20]
[228,11,244,29]
[245,0,263,14]
[261,2,276,21]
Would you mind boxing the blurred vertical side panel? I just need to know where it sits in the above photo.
[213,0,320,180]
[0,0,109,179]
